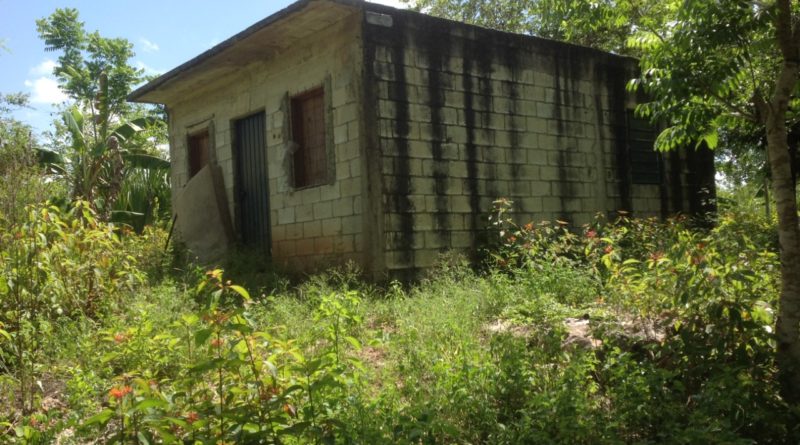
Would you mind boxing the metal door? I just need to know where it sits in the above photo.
[234,112,270,252]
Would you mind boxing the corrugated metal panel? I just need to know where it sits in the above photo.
[235,112,271,252]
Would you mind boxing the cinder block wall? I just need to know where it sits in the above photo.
[361,6,692,277]
[168,12,365,270]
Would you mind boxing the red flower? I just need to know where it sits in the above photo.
[604,245,614,254]
[523,222,534,232]
[211,338,225,348]
[113,332,127,344]
[109,385,133,400]
[185,412,200,424]
[586,229,597,239]
[507,235,517,243]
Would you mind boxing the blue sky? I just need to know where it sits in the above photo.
[0,0,406,136]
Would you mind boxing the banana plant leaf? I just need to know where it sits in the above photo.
[113,117,159,142]
[123,153,170,170]
[34,148,67,175]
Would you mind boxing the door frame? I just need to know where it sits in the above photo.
[231,109,271,254]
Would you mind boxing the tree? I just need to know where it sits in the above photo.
[36,8,142,119]
[406,0,673,55]
[36,8,170,228]
[49,75,168,223]
[0,94,64,225]
[630,0,800,402]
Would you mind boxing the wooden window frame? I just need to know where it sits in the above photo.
[187,128,211,180]
[287,81,334,190]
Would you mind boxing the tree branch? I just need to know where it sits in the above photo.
[707,87,759,123]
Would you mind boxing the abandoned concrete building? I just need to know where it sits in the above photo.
[128,0,715,278]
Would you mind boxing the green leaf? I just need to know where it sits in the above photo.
[136,431,151,445]
[153,427,177,444]
[133,398,168,412]
[243,423,261,433]
[162,417,189,429]
[101,352,119,364]
[84,409,115,426]
[279,421,311,436]
[229,285,251,300]
[697,128,719,150]
[194,328,213,346]
[112,121,143,142]
[189,358,225,374]
[123,153,170,170]
[344,336,362,350]
[35,148,65,166]
[181,314,200,326]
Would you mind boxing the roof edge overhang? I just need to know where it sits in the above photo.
[129,0,637,105]
[128,0,365,104]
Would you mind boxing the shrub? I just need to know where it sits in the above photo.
[487,199,793,443]
[0,201,140,414]
[83,270,366,444]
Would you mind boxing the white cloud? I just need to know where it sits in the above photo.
[24,76,69,104]
[25,59,68,104]
[29,59,57,76]
[139,38,159,53]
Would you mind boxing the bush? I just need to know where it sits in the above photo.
[487,199,792,443]
[0,129,63,226]
[81,270,366,444]
[0,201,140,414]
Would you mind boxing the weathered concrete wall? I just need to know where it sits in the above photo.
[362,6,692,276]
[167,11,365,270]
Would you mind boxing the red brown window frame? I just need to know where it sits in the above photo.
[187,129,210,179]
[290,86,328,188]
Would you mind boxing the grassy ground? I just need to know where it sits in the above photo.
[1,200,797,444]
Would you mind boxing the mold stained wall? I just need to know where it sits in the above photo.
[167,12,366,270]
[363,8,687,276]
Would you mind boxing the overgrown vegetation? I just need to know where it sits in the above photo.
[0,184,796,443]
[2,2,799,443]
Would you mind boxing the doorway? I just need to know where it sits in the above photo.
[234,111,271,252]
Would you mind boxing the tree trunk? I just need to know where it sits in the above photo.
[766,60,800,404]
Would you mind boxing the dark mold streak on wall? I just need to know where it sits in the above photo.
[609,64,632,213]
[461,38,481,250]
[501,44,525,213]
[387,20,416,266]
[592,63,608,214]
[553,54,572,222]
[477,45,498,203]
[416,24,451,245]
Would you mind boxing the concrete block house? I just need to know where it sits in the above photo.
[129,0,715,278]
